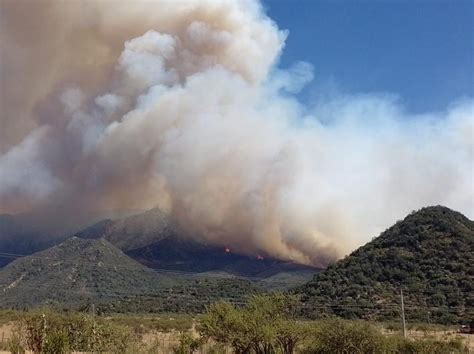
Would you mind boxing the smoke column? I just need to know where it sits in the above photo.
[0,0,472,266]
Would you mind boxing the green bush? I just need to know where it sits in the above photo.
[10,310,140,353]
[302,319,386,354]
[385,336,465,354]
[42,328,70,354]
[172,332,203,354]
[302,320,465,354]
[201,295,468,354]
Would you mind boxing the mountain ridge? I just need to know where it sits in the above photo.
[74,208,318,277]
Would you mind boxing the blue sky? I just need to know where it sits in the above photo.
[264,0,473,113]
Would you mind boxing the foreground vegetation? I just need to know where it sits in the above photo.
[2,206,472,327]
[200,294,467,354]
[0,310,196,353]
[0,295,469,353]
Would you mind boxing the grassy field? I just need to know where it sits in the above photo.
[0,307,471,353]
[0,310,196,353]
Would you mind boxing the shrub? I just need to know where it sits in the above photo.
[10,310,140,353]
[200,294,312,354]
[301,319,386,354]
[173,332,203,354]
[386,336,465,354]
[42,328,70,354]
[6,333,25,354]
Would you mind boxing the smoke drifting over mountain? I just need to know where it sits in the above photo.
[0,0,472,266]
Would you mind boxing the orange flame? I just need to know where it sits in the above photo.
[225,247,231,253]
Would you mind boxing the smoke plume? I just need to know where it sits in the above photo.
[0,0,472,266]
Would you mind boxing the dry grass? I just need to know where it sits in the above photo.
[0,310,472,353]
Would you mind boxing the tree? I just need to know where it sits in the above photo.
[199,294,309,354]
[301,319,386,354]
[200,301,253,354]
[275,320,312,354]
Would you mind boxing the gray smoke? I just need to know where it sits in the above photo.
[0,0,472,266]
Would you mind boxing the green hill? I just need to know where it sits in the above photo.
[297,206,474,324]
[0,237,265,312]
[0,237,173,309]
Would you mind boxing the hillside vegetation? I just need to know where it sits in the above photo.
[0,237,264,312]
[0,237,171,308]
[297,206,474,324]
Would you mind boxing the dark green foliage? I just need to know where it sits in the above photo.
[100,277,264,314]
[297,206,474,324]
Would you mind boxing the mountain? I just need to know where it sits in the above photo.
[0,209,147,267]
[0,237,172,308]
[297,206,474,324]
[1,207,316,306]
[0,207,148,268]
[75,208,317,278]
[75,208,175,251]
[126,236,317,278]
[0,214,59,267]
[0,237,267,312]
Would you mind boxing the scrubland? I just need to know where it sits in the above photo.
[0,294,471,353]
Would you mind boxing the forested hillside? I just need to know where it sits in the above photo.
[0,237,264,312]
[0,237,171,308]
[297,206,474,324]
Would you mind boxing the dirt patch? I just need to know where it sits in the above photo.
[0,323,13,342]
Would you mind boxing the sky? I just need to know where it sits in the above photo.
[264,0,474,113]
[0,0,472,264]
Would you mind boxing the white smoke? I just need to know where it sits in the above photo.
[0,0,472,266]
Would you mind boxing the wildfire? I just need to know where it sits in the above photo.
[225,247,231,253]
[257,254,264,260]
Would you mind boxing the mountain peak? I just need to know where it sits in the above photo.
[364,205,473,250]
[297,207,473,324]
[73,207,318,277]
[74,207,176,251]
[406,205,471,222]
